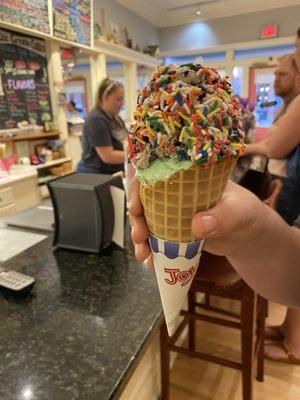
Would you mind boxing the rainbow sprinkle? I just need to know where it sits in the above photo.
[128,63,245,169]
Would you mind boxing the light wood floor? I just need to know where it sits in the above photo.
[169,298,300,400]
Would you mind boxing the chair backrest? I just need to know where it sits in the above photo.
[263,179,283,210]
[239,156,270,200]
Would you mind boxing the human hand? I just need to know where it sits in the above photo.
[243,143,251,155]
[191,180,266,256]
[129,176,153,268]
[129,177,266,266]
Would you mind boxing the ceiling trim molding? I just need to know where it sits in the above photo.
[164,0,218,12]
[161,36,296,57]
[116,0,300,28]
[95,38,161,66]
[155,5,300,28]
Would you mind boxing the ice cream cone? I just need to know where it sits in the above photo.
[141,157,236,243]
[129,62,245,336]
[142,158,235,335]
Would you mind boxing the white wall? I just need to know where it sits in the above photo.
[94,0,159,50]
[159,5,300,53]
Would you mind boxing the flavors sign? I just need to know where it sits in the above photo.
[0,28,52,130]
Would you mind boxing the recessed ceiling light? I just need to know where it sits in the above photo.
[196,10,202,16]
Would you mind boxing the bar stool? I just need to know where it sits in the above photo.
[160,251,267,400]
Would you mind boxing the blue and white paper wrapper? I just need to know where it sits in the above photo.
[149,235,205,336]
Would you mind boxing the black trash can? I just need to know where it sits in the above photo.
[48,173,123,253]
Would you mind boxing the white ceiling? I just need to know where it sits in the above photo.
[151,0,217,11]
[116,0,300,28]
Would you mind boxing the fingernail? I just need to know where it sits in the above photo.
[201,215,218,234]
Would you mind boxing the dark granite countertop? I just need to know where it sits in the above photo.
[0,159,254,400]
[0,231,162,400]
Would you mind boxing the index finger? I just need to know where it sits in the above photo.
[129,176,143,218]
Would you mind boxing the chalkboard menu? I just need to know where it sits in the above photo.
[0,0,50,34]
[53,0,91,47]
[0,29,52,130]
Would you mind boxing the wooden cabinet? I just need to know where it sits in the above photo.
[118,329,161,400]
[0,187,16,217]
[0,187,14,208]
[13,175,41,212]
[0,173,41,218]
[0,203,16,218]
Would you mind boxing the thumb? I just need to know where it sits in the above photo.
[191,184,252,240]
[191,213,219,238]
[192,205,246,239]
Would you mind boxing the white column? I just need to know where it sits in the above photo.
[226,50,234,84]
[146,66,154,81]
[89,53,107,106]
[45,39,70,156]
[90,0,94,48]
[124,62,137,124]
[242,64,250,98]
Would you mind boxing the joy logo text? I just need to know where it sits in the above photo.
[164,266,196,287]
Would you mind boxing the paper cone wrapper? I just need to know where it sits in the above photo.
[149,234,205,336]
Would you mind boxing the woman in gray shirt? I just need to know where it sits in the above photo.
[77,79,127,174]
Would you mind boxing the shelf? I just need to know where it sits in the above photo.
[95,38,161,66]
[38,175,56,186]
[0,20,161,67]
[0,130,60,142]
[34,157,72,170]
[38,171,74,186]
[0,170,37,187]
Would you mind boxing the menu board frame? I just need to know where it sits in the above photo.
[0,28,53,130]
[53,0,91,47]
[0,0,50,34]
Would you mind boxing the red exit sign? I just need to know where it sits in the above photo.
[261,24,279,39]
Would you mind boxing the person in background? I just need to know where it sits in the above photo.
[67,100,85,136]
[242,51,300,364]
[237,97,256,143]
[245,54,300,224]
[67,100,82,118]
[129,177,300,363]
[77,79,127,174]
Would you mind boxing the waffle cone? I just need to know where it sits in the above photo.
[140,157,237,243]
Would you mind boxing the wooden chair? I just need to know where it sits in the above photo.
[160,251,268,400]
[160,165,283,400]
[239,156,270,200]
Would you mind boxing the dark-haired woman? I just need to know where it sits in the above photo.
[77,79,127,174]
